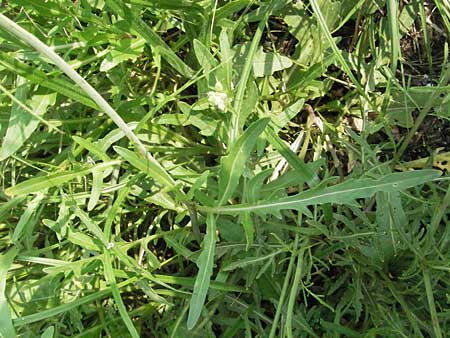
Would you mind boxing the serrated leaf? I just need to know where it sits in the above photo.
[223,249,284,271]
[218,118,269,205]
[202,170,441,215]
[187,214,216,330]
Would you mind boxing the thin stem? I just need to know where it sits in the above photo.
[0,13,148,160]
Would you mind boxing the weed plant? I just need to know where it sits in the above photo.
[0,1,449,337]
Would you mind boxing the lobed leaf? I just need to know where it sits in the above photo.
[202,170,441,215]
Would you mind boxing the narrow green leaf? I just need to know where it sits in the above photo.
[243,169,272,249]
[5,160,120,196]
[105,0,193,78]
[103,251,140,338]
[12,192,45,244]
[218,118,269,205]
[72,136,111,162]
[0,247,18,338]
[87,168,103,211]
[187,213,217,330]
[201,170,441,215]
[113,146,175,189]
[193,39,218,70]
[13,278,138,326]
[271,99,305,131]
[223,249,284,271]
[231,1,274,141]
[219,29,233,93]
[0,89,57,160]
[74,207,109,247]
[387,0,400,72]
[309,0,368,100]
[0,51,96,109]
[264,127,316,184]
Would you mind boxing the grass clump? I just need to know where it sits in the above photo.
[0,1,449,337]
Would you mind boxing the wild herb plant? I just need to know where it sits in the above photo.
[0,1,449,337]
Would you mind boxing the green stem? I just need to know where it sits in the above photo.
[423,269,443,338]
[0,13,148,160]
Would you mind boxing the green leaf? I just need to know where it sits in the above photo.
[113,146,175,189]
[87,167,104,211]
[264,127,316,184]
[252,48,293,77]
[0,79,56,161]
[5,160,120,196]
[40,326,55,338]
[103,250,140,338]
[100,37,145,72]
[72,136,111,162]
[12,192,45,244]
[0,247,18,338]
[104,0,193,78]
[231,1,275,141]
[201,170,441,215]
[0,52,97,109]
[187,213,217,330]
[217,118,269,205]
[223,249,284,271]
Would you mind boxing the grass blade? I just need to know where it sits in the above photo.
[103,251,140,338]
[113,146,176,189]
[0,247,18,338]
[0,51,97,109]
[5,160,120,196]
[187,213,217,330]
[309,0,368,101]
[423,269,443,338]
[387,0,400,72]
[104,0,193,78]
